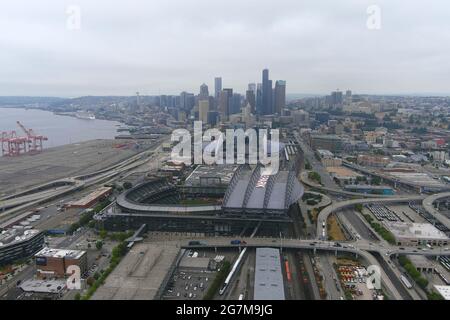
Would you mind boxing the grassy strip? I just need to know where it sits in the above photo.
[203,261,231,300]
[397,256,429,289]
[79,241,127,300]
[397,255,445,300]
[361,213,396,245]
[308,171,322,184]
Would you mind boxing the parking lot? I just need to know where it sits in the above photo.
[336,264,384,300]
[162,248,238,300]
[164,270,213,300]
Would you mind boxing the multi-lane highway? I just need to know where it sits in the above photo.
[316,195,426,239]
[183,236,450,300]
[422,192,450,230]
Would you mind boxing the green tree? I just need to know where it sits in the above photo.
[99,229,107,239]
[123,182,133,190]
[96,240,103,250]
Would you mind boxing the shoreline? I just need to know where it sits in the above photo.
[0,107,125,150]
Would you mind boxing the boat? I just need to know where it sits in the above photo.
[75,111,96,120]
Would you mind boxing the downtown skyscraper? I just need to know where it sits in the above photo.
[214,77,222,99]
[261,69,275,115]
[274,80,286,114]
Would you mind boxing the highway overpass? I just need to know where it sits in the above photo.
[316,196,426,239]
[422,192,450,231]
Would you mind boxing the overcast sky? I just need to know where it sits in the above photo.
[0,0,449,97]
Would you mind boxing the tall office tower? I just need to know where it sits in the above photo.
[167,95,175,108]
[262,69,270,115]
[214,77,222,98]
[330,90,343,106]
[219,89,233,120]
[160,95,167,107]
[345,90,352,104]
[180,91,195,112]
[198,100,209,123]
[208,96,215,111]
[231,93,242,115]
[274,80,286,114]
[180,91,188,110]
[268,80,273,114]
[199,83,209,100]
[246,89,256,113]
[248,83,256,93]
[256,83,263,114]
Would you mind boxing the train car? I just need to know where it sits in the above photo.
[400,275,413,289]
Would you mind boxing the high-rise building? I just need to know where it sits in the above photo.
[198,100,209,123]
[345,90,352,105]
[246,89,256,114]
[256,83,263,115]
[330,90,343,106]
[274,80,286,114]
[214,77,222,98]
[231,93,242,115]
[199,83,209,100]
[248,83,256,93]
[262,69,271,115]
[219,88,233,120]
[180,91,195,112]
[268,80,273,113]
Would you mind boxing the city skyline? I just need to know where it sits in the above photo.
[1,0,449,97]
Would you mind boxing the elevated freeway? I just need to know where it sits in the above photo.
[316,195,426,239]
[300,172,396,199]
[422,192,450,231]
[182,236,450,300]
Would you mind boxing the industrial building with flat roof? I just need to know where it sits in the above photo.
[35,248,88,278]
[384,222,449,246]
[309,134,343,152]
[326,166,364,184]
[254,248,285,300]
[67,186,112,208]
[344,185,394,195]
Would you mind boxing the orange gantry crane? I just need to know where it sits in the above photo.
[0,130,29,156]
[0,122,48,157]
[16,121,48,154]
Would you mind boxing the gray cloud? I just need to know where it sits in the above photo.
[0,0,449,96]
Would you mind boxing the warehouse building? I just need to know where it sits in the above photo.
[67,186,112,209]
[310,134,343,153]
[407,255,434,273]
[35,248,88,278]
[344,185,394,195]
[254,248,285,300]
[384,222,449,246]
[326,166,364,185]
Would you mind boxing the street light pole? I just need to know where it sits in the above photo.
[280,231,283,254]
